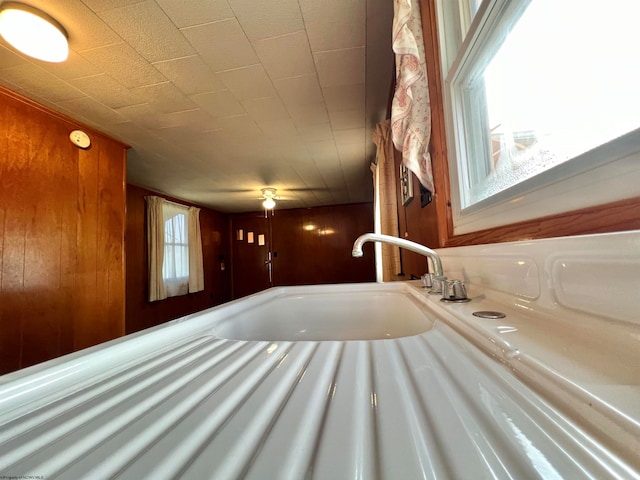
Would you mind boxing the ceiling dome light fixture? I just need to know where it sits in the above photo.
[0,2,69,63]
[261,188,277,210]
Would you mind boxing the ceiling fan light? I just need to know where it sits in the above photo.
[0,2,68,63]
[262,197,276,210]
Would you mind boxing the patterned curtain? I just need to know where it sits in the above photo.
[391,0,434,194]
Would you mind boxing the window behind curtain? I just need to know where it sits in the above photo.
[146,196,204,302]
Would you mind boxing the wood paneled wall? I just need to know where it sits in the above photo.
[125,185,231,334]
[271,203,376,286]
[0,87,127,375]
[394,148,440,279]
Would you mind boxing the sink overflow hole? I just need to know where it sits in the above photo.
[473,311,506,319]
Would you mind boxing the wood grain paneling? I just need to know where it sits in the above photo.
[394,148,440,279]
[270,203,376,287]
[0,86,126,375]
[125,185,231,334]
[230,212,271,299]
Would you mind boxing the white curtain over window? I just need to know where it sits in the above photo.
[146,196,204,302]
[391,0,434,194]
[188,206,204,293]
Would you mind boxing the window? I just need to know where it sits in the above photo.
[438,0,640,234]
[146,196,204,301]
[162,203,189,297]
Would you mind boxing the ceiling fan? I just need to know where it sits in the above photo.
[260,188,278,210]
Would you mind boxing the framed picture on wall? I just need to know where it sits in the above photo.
[400,163,414,206]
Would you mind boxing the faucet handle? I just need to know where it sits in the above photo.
[427,275,447,295]
[441,279,471,302]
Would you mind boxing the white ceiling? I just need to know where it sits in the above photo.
[0,0,394,212]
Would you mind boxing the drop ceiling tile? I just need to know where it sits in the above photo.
[254,31,315,80]
[336,141,366,163]
[0,64,85,103]
[152,123,213,149]
[257,118,299,138]
[299,0,365,52]
[56,96,126,125]
[98,1,196,63]
[305,139,339,161]
[79,43,167,89]
[292,165,332,199]
[241,97,290,122]
[131,82,197,114]
[157,109,218,132]
[322,84,365,112]
[226,0,304,42]
[287,102,329,127]
[211,114,263,138]
[82,0,143,12]
[0,45,29,69]
[105,121,162,147]
[181,19,259,73]
[152,56,226,96]
[190,90,246,118]
[274,74,323,106]
[115,103,162,130]
[69,74,144,109]
[328,109,365,130]
[39,50,102,81]
[297,123,334,141]
[314,47,365,87]
[316,164,348,197]
[40,1,122,51]
[217,65,277,100]
[156,0,234,28]
[333,128,366,145]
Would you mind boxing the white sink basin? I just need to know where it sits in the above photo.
[211,284,434,341]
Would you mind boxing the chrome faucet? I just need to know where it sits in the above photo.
[352,233,446,293]
[351,233,469,301]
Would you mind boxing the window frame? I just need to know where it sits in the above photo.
[436,0,640,236]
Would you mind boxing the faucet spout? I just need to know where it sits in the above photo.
[351,233,444,278]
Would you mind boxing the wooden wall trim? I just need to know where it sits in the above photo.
[420,0,640,247]
[419,0,451,248]
[442,196,640,247]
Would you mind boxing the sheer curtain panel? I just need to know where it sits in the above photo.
[188,206,204,293]
[146,196,166,301]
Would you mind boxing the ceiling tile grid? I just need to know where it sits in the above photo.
[0,0,393,212]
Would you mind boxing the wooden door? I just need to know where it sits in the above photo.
[231,212,272,298]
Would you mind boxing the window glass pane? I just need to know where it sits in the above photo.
[467,0,481,18]
[459,0,640,207]
[162,212,189,280]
